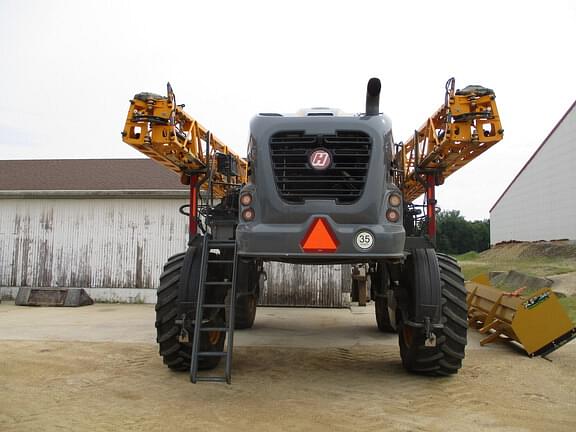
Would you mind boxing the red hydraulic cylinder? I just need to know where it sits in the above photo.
[426,174,437,240]
[189,175,198,236]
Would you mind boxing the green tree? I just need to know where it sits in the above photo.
[435,210,489,255]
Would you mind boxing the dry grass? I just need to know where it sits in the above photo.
[456,243,576,280]
[558,297,576,322]
[458,257,575,281]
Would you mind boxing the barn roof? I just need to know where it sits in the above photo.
[0,159,187,192]
[490,99,576,212]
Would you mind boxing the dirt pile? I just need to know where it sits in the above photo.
[490,270,553,291]
[482,241,576,260]
[476,241,576,297]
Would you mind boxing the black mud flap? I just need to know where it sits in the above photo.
[401,248,443,331]
[235,258,259,297]
[15,287,94,307]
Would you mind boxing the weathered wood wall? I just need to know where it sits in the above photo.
[261,263,351,307]
[0,198,189,288]
[0,197,350,306]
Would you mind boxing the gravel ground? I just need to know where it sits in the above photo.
[1,302,575,432]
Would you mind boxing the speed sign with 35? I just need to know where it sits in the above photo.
[354,230,374,250]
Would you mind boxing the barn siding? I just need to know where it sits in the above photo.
[0,198,189,288]
[0,197,351,307]
[261,263,351,307]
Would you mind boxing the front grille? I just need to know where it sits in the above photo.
[269,131,372,204]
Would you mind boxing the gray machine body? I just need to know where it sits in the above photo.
[236,112,406,264]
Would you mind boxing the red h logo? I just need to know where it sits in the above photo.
[309,150,331,170]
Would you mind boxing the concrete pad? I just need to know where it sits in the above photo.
[0,301,539,353]
[0,301,155,344]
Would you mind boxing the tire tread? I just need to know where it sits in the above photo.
[399,252,467,376]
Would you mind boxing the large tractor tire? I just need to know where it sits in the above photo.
[233,259,259,330]
[372,264,396,333]
[155,251,225,372]
[399,251,467,376]
[235,295,257,329]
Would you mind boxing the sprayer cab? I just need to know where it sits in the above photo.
[121,76,504,380]
[236,78,406,262]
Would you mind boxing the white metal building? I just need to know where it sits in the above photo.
[490,101,576,244]
[0,159,350,305]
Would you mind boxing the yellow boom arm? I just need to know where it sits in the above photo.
[122,84,247,198]
[397,78,503,202]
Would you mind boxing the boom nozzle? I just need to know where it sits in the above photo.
[365,78,381,116]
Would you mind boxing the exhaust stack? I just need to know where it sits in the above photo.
[365,78,381,116]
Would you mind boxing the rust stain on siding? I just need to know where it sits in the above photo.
[135,244,143,288]
[37,240,53,286]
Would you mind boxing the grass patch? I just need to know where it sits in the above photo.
[459,263,492,281]
[454,251,576,280]
[455,251,481,261]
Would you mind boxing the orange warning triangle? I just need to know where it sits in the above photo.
[300,218,339,252]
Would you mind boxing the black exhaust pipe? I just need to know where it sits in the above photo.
[365,77,381,116]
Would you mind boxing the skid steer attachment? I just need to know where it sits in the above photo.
[15,287,94,307]
[466,279,576,357]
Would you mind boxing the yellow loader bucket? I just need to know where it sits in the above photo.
[466,278,576,357]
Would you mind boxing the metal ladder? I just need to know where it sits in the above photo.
[190,236,238,384]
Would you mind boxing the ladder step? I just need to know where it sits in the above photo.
[203,303,226,308]
[198,351,227,357]
[208,241,236,249]
[190,237,237,385]
[195,376,228,383]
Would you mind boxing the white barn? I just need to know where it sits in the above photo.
[490,101,576,244]
[0,159,351,305]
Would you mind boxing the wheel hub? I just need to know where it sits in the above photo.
[208,330,221,345]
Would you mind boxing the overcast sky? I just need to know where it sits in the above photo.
[1,0,575,220]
